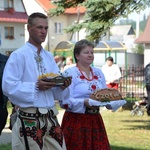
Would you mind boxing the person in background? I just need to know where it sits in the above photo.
[63,56,75,70]
[0,53,9,135]
[54,55,60,64]
[102,56,121,89]
[54,55,66,72]
[2,12,71,150]
[59,56,66,72]
[60,39,111,150]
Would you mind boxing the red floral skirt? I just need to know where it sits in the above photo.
[61,111,111,150]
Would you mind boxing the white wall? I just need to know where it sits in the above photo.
[22,0,46,15]
[48,15,69,51]
[0,0,4,10]
[0,23,25,49]
[144,44,150,67]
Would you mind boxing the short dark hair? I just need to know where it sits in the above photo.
[106,56,114,62]
[73,39,94,63]
[28,12,47,26]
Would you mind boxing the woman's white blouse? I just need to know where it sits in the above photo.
[61,66,107,114]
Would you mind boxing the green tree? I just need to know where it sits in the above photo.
[140,14,147,32]
[132,44,144,54]
[50,0,150,42]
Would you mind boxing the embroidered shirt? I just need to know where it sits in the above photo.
[61,66,107,114]
[2,42,69,109]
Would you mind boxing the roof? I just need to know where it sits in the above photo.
[135,16,150,44]
[36,0,86,14]
[54,41,126,52]
[55,41,73,51]
[94,41,127,51]
[0,11,28,23]
[110,25,135,36]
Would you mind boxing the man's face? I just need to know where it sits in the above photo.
[28,18,48,44]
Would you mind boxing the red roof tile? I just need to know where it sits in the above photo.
[36,0,86,14]
[36,0,56,11]
[64,7,86,14]
[135,16,150,44]
[0,11,28,23]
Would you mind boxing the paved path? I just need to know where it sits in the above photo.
[0,109,65,145]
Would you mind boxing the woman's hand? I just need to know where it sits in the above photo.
[84,98,99,109]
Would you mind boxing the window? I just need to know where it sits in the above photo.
[5,27,14,39]
[4,0,14,9]
[54,22,63,34]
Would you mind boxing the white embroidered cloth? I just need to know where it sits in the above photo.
[89,99,127,111]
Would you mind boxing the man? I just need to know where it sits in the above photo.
[2,13,71,150]
[102,56,121,89]
[144,63,150,116]
[0,53,8,135]
[64,56,75,71]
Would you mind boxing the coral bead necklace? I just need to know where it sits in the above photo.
[76,64,94,81]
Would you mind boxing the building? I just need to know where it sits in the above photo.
[23,0,86,52]
[135,15,150,66]
[103,25,136,52]
[0,0,28,55]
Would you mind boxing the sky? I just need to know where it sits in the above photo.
[126,7,150,21]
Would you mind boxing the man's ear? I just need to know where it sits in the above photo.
[27,24,30,32]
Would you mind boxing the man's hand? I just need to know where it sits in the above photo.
[60,76,72,90]
[37,78,56,91]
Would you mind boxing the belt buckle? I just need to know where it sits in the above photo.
[88,109,97,114]
[38,108,48,114]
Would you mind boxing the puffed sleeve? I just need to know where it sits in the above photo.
[60,68,86,113]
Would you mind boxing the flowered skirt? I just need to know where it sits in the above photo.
[61,111,111,150]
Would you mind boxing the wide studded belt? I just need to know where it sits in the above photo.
[18,109,49,118]
[85,107,100,114]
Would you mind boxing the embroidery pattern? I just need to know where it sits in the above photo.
[76,69,100,91]
[34,54,46,76]
[49,126,63,146]
[19,125,47,150]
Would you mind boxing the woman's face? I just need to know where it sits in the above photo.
[76,46,94,66]
[106,60,113,66]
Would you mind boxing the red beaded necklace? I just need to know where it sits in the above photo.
[77,64,94,81]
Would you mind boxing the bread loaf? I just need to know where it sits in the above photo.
[90,88,123,102]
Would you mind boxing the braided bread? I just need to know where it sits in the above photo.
[90,88,123,102]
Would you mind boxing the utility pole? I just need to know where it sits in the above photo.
[136,12,140,38]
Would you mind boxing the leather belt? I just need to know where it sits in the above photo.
[85,107,100,114]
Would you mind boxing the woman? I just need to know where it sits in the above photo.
[61,39,111,150]
[102,56,121,89]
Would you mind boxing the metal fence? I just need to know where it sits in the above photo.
[119,65,146,102]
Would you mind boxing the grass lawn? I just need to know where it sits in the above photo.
[1,106,150,150]
[101,109,150,150]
